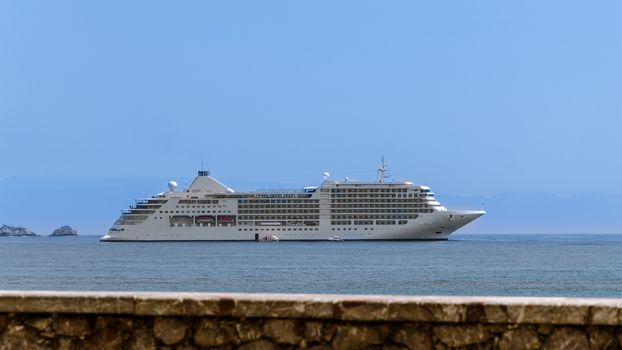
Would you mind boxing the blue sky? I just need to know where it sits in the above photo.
[1,1,622,234]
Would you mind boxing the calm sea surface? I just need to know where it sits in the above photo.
[0,234,621,297]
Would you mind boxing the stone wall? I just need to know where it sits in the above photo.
[1,292,622,349]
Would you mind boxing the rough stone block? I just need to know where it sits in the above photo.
[53,316,92,337]
[0,314,7,332]
[543,327,589,350]
[0,322,52,350]
[236,320,263,342]
[129,329,157,350]
[508,304,589,325]
[24,316,53,331]
[537,324,554,335]
[390,302,467,323]
[0,293,133,314]
[307,345,333,350]
[118,317,136,332]
[57,337,72,350]
[81,324,124,350]
[304,321,325,342]
[589,329,617,350]
[497,327,540,350]
[433,325,490,347]
[153,317,189,345]
[484,304,510,323]
[134,296,223,316]
[264,319,301,344]
[336,300,389,321]
[238,338,280,350]
[193,319,237,347]
[590,306,619,326]
[383,345,411,350]
[331,324,383,350]
[233,298,333,319]
[392,324,432,350]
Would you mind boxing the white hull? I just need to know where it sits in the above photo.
[101,210,484,242]
[101,166,485,242]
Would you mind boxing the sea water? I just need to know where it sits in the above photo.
[1,234,621,297]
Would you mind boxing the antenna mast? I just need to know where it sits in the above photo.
[377,157,389,183]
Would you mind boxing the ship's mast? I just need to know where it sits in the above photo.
[377,157,387,183]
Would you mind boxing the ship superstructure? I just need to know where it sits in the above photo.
[101,163,484,241]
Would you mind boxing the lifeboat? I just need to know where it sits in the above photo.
[217,215,236,224]
[195,215,215,224]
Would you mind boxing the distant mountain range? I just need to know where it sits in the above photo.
[1,176,620,236]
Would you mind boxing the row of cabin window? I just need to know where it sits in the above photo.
[331,209,429,213]
[330,203,430,207]
[238,199,320,204]
[331,215,418,220]
[239,204,320,209]
[238,228,319,231]
[332,220,398,225]
[332,227,374,231]
[330,194,430,198]
[160,210,231,214]
[237,215,320,220]
[331,196,430,202]
[178,200,219,204]
[330,188,408,193]
[176,205,224,209]
[239,209,319,214]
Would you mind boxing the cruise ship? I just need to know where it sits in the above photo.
[101,161,484,241]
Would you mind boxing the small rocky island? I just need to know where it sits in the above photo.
[50,225,78,237]
[0,224,37,236]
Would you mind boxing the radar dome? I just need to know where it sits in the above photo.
[322,172,330,180]
[168,181,178,192]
